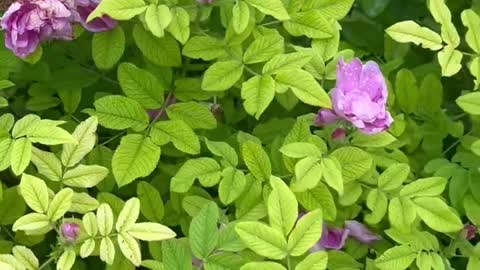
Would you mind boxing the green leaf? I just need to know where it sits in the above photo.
[232,1,250,34]
[365,189,388,224]
[468,257,480,270]
[62,116,98,168]
[464,194,480,225]
[56,88,81,114]
[219,167,247,205]
[182,36,225,61]
[80,239,95,258]
[163,7,189,45]
[133,24,181,67]
[118,63,164,109]
[244,0,289,20]
[118,233,142,266]
[100,237,115,265]
[205,139,238,167]
[378,163,410,191]
[0,187,27,225]
[302,0,354,20]
[63,165,109,188]
[437,45,462,77]
[150,120,200,154]
[83,212,98,237]
[137,182,164,222]
[113,134,161,187]
[288,209,323,256]
[0,255,23,270]
[87,95,149,131]
[19,174,49,213]
[457,92,480,115]
[87,0,147,21]
[166,102,217,130]
[268,176,298,235]
[243,34,284,64]
[97,203,114,236]
[12,115,40,138]
[12,246,39,270]
[275,69,331,108]
[386,21,443,50]
[292,157,322,192]
[375,245,416,270]
[92,27,125,70]
[241,262,287,270]
[171,158,221,192]
[416,252,432,270]
[57,250,76,270]
[321,158,344,195]
[0,80,14,90]
[428,0,459,47]
[283,10,334,39]
[47,188,73,221]
[280,142,322,159]
[235,221,288,260]
[189,202,219,259]
[295,183,336,221]
[128,222,176,241]
[162,239,192,270]
[12,213,50,232]
[461,9,480,53]
[116,198,140,232]
[263,52,312,74]
[413,197,463,233]
[0,138,13,171]
[11,138,32,176]
[145,4,172,38]
[395,69,418,114]
[351,132,397,148]
[242,141,271,182]
[28,125,77,145]
[330,147,372,182]
[295,251,328,270]
[70,192,99,214]
[469,57,480,89]
[202,61,244,91]
[400,177,447,197]
[241,75,276,119]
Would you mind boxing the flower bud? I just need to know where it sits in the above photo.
[331,128,347,141]
[61,223,80,242]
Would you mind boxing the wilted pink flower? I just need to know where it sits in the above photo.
[1,0,73,58]
[345,220,381,244]
[331,128,346,141]
[311,224,349,251]
[61,222,80,242]
[463,224,477,241]
[318,58,393,134]
[74,0,116,32]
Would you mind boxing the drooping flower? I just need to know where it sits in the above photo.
[73,0,116,32]
[61,222,80,242]
[316,58,393,134]
[1,0,73,58]
[345,220,381,244]
[462,224,478,241]
[331,128,347,141]
[311,224,350,251]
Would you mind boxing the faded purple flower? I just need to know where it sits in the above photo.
[74,0,116,32]
[345,220,381,244]
[319,58,393,134]
[463,224,477,241]
[1,0,73,58]
[311,224,349,251]
[61,222,80,242]
[147,95,176,121]
[314,109,339,127]
[331,128,346,141]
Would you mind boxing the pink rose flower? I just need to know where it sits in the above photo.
[316,58,393,135]
[1,0,73,58]
[74,0,116,32]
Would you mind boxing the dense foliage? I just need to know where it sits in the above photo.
[1,0,480,269]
